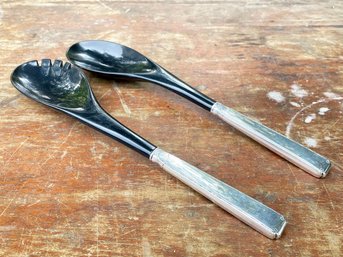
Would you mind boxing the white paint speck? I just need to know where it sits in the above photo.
[304,137,317,147]
[324,136,331,141]
[285,99,324,137]
[142,238,152,257]
[267,91,285,103]
[324,92,340,99]
[290,101,301,107]
[304,113,316,123]
[318,107,330,116]
[196,85,207,91]
[61,150,68,159]
[0,225,16,232]
[286,96,343,138]
[291,84,308,98]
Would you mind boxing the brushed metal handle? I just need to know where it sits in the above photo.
[150,148,286,239]
[211,102,331,178]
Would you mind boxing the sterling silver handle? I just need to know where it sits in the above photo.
[150,148,286,239]
[211,102,331,178]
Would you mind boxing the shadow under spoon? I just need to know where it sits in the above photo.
[66,40,331,178]
[11,59,286,239]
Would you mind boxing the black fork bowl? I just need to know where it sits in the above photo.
[10,59,286,239]
[11,59,155,156]
[66,40,331,178]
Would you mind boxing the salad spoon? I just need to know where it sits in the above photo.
[66,40,331,178]
[11,59,286,239]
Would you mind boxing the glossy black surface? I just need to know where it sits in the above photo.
[11,59,156,158]
[66,40,216,111]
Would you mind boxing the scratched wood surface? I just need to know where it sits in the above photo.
[0,0,342,256]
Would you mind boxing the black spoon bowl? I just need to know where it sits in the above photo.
[66,40,331,178]
[67,40,157,75]
[67,40,215,110]
[10,59,287,239]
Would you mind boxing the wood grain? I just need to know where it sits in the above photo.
[0,0,342,256]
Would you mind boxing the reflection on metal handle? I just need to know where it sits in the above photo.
[211,102,331,178]
[150,148,286,239]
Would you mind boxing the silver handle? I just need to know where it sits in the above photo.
[211,102,331,178]
[150,148,286,239]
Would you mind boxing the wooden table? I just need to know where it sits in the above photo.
[1,1,342,256]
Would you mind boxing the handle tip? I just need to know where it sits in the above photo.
[274,218,287,239]
[319,160,332,178]
[254,213,287,240]
[306,158,331,178]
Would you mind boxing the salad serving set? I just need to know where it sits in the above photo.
[10,40,332,239]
